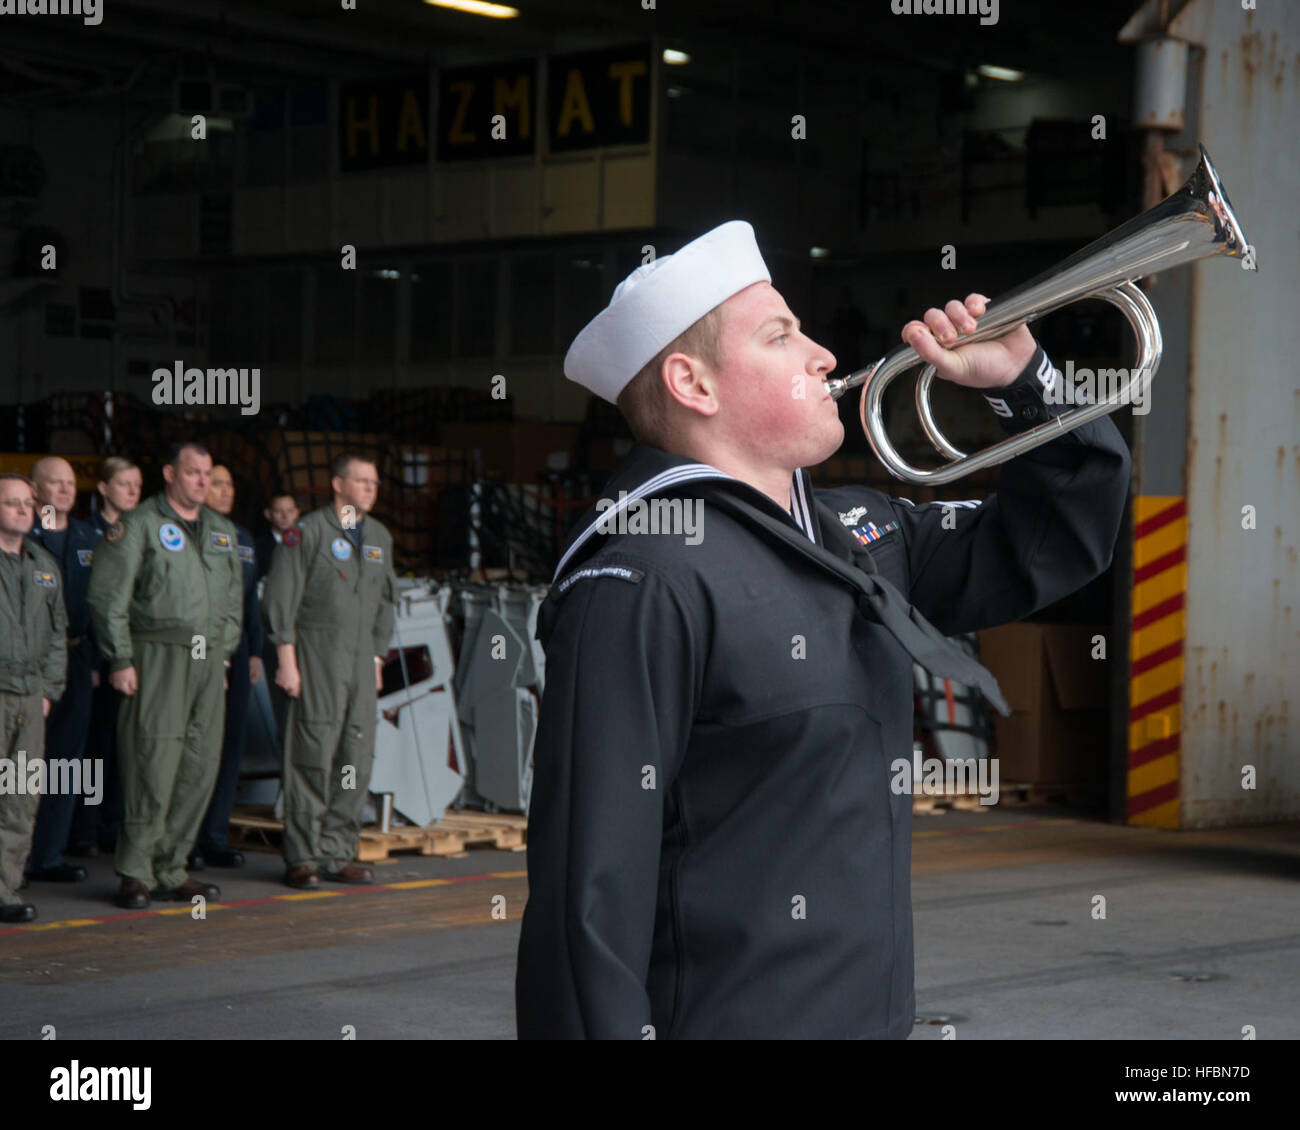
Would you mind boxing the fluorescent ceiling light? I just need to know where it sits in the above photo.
[809,246,829,259]
[423,0,519,18]
[976,64,1024,82]
[662,49,691,65]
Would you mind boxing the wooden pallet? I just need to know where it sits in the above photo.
[227,808,527,863]
[437,810,528,851]
[912,790,993,815]
[227,812,286,853]
[356,823,469,862]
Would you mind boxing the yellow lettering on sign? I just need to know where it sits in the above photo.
[346,94,381,157]
[396,89,426,152]
[556,69,595,137]
[448,81,477,144]
[493,75,531,139]
[607,60,646,128]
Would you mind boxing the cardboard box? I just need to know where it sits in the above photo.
[976,623,1110,786]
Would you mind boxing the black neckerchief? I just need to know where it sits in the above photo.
[702,486,1009,715]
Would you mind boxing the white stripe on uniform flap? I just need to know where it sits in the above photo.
[895,497,982,510]
[791,469,816,545]
[553,463,735,580]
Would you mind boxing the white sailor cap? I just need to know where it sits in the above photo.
[562,220,771,404]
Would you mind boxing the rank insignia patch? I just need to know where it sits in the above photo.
[838,506,869,527]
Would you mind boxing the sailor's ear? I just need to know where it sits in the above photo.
[662,352,720,419]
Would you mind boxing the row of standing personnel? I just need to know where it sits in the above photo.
[0,444,395,922]
[0,456,139,923]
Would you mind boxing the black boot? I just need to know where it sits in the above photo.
[26,863,87,883]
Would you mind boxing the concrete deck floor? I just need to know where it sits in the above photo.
[1,806,1297,1039]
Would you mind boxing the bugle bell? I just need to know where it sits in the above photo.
[826,144,1255,484]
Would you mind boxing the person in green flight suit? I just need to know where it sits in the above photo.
[263,452,396,890]
[0,473,67,924]
[87,442,243,910]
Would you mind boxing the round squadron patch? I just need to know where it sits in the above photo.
[104,521,125,543]
[283,528,301,548]
[158,523,185,552]
[331,536,352,561]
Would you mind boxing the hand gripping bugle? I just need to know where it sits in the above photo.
[826,144,1255,484]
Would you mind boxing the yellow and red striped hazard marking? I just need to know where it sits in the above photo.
[1127,496,1187,827]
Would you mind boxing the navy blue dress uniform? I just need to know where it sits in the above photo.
[254,530,279,582]
[255,528,291,738]
[70,510,119,853]
[257,525,301,746]
[25,517,101,878]
[195,522,264,860]
[515,342,1131,1039]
